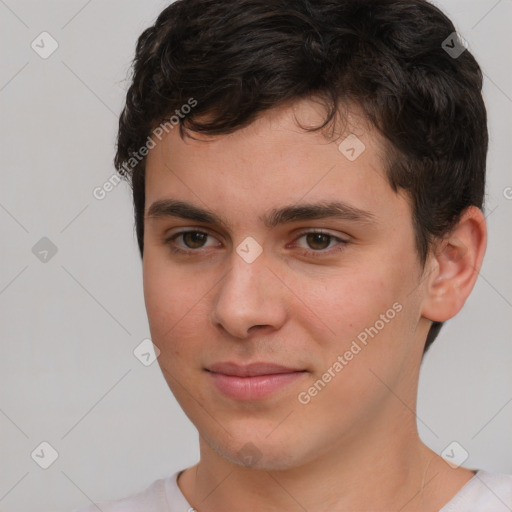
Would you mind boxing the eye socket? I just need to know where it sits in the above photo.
[165,230,221,253]
[289,229,349,258]
[293,231,345,251]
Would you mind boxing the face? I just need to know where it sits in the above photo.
[143,100,431,471]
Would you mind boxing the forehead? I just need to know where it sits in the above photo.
[144,99,408,227]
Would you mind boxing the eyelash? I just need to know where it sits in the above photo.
[164,229,349,258]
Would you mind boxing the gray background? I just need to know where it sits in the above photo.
[0,1,510,510]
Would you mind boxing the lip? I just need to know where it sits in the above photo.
[206,362,307,401]
[207,361,303,377]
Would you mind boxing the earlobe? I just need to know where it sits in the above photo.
[421,206,487,323]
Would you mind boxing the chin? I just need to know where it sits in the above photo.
[204,427,310,472]
[224,446,299,471]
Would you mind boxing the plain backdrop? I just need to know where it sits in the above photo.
[0,1,511,511]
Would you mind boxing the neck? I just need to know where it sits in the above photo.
[178,406,473,511]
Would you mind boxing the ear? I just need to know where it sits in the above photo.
[421,206,487,323]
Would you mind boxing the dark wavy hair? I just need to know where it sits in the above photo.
[115,0,487,353]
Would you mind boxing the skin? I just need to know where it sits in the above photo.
[143,99,487,511]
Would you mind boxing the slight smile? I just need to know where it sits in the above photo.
[205,362,308,401]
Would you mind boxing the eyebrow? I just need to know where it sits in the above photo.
[146,199,376,229]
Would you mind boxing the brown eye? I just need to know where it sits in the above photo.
[305,233,332,251]
[182,231,208,249]
[165,230,221,254]
[291,229,349,258]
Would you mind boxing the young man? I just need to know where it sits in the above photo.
[76,0,511,510]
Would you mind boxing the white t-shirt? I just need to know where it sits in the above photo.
[72,469,512,512]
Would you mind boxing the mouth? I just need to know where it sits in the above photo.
[205,361,307,401]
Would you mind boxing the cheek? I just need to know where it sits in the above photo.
[143,251,215,368]
[143,254,187,350]
[299,266,401,341]
[298,261,417,382]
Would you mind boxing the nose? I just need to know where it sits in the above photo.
[211,246,288,339]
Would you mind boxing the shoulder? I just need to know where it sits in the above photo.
[441,470,512,511]
[71,472,188,512]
